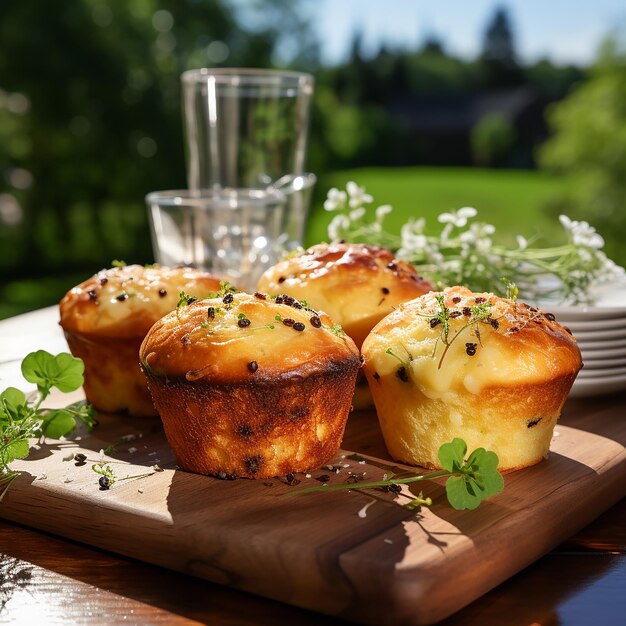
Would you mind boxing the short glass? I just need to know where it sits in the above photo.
[145,183,314,290]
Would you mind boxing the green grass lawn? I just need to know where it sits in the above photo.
[307,167,565,247]
[0,167,565,320]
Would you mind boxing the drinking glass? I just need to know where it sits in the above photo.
[145,185,314,290]
[181,68,314,191]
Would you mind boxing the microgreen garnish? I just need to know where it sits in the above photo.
[330,324,345,336]
[289,438,503,511]
[0,351,96,501]
[248,323,276,331]
[92,462,163,490]
[111,259,127,268]
[177,291,194,308]
[207,280,239,299]
[423,296,495,368]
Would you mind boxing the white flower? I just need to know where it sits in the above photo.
[559,215,605,249]
[323,187,347,212]
[516,235,528,250]
[346,181,373,208]
[438,207,477,228]
[327,214,350,240]
[375,204,392,222]
[349,207,366,221]
[400,219,427,250]
[458,222,495,252]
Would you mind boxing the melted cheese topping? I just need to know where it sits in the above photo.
[362,286,582,396]
[59,265,222,339]
[140,292,360,383]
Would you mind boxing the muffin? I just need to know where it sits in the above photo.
[139,291,361,478]
[59,264,222,416]
[361,286,583,471]
[257,242,433,350]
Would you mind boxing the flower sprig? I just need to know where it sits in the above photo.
[324,182,625,305]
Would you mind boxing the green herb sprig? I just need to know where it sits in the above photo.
[0,351,96,501]
[290,438,504,511]
[92,462,163,490]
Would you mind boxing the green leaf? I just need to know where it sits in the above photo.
[0,439,30,465]
[0,387,28,422]
[21,350,84,395]
[445,475,483,510]
[71,402,97,430]
[41,409,77,439]
[438,437,467,473]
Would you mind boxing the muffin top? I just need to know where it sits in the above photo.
[362,286,582,396]
[140,291,360,384]
[59,264,222,339]
[257,242,433,348]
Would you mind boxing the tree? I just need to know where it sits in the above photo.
[471,113,516,167]
[0,0,314,284]
[480,7,523,87]
[538,40,626,265]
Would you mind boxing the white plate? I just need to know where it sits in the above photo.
[582,345,626,359]
[576,336,626,350]
[581,356,626,369]
[546,281,626,321]
[571,327,626,342]
[569,375,626,398]
[578,365,626,379]
[564,317,626,331]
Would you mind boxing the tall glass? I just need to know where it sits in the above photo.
[181,68,314,191]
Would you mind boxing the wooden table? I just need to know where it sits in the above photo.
[0,307,625,625]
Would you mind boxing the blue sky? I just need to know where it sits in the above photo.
[313,0,626,65]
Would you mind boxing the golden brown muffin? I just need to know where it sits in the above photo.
[59,264,222,416]
[139,292,361,479]
[361,286,582,471]
[257,242,433,350]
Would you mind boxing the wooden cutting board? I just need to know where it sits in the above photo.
[1,391,625,626]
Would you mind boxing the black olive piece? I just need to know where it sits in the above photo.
[396,366,409,382]
[238,318,251,328]
[310,315,322,328]
[247,360,258,373]
[292,322,305,332]
[99,476,110,490]
[158,288,167,298]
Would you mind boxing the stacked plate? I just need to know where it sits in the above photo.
[549,282,626,398]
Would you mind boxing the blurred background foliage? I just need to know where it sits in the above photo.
[0,0,625,318]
